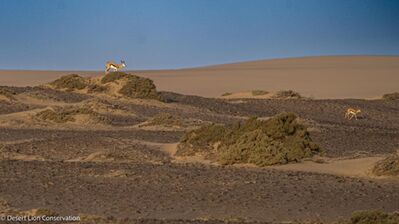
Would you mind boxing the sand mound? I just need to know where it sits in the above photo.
[176,113,321,166]
[372,152,399,176]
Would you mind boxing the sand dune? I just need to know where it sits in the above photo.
[1,56,399,98]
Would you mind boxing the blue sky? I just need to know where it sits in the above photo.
[0,0,398,70]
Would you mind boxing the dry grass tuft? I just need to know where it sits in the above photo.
[142,113,184,127]
[372,152,399,176]
[36,106,108,124]
[221,92,232,97]
[338,210,399,224]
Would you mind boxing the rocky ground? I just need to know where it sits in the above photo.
[0,82,398,223]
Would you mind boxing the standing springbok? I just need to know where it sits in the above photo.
[345,108,361,120]
[105,60,126,74]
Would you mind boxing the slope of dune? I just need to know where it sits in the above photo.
[0,56,399,99]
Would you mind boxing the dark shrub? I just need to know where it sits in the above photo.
[177,113,321,166]
[119,75,159,99]
[176,124,226,157]
[49,74,88,91]
[274,90,302,99]
[382,92,399,100]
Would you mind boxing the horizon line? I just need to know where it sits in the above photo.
[1,54,399,72]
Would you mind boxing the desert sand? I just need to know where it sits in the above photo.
[1,56,399,99]
[1,57,399,223]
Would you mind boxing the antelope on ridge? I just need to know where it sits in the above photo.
[105,60,126,74]
[345,108,361,120]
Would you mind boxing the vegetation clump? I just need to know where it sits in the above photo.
[119,74,159,99]
[176,124,227,157]
[372,152,399,176]
[273,90,302,99]
[87,84,108,93]
[142,113,184,127]
[0,87,17,101]
[36,105,107,123]
[101,72,128,84]
[49,74,88,91]
[339,210,399,224]
[36,109,76,123]
[221,92,232,97]
[176,113,321,166]
[382,92,399,100]
[252,90,269,96]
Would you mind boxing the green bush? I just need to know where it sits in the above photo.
[101,72,128,84]
[119,75,159,99]
[382,92,399,100]
[274,90,302,99]
[49,74,88,91]
[176,113,321,166]
[252,90,269,96]
[372,153,399,176]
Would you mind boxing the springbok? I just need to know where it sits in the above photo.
[105,60,126,74]
[345,108,361,120]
